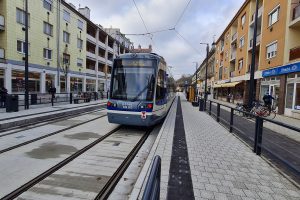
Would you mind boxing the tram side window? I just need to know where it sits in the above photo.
[156,69,166,101]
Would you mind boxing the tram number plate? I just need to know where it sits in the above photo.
[141,111,147,120]
[122,102,132,109]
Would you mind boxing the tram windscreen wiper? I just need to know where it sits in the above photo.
[131,75,154,102]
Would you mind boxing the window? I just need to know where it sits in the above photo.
[77,58,83,67]
[43,0,52,11]
[156,69,166,101]
[16,8,30,25]
[266,42,277,59]
[63,10,70,22]
[17,40,29,54]
[77,19,84,30]
[241,14,246,26]
[43,22,53,36]
[63,53,70,64]
[269,6,280,26]
[238,59,243,70]
[239,36,245,48]
[77,38,83,49]
[43,48,52,59]
[63,31,70,43]
[219,67,223,80]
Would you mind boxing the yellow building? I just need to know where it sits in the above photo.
[0,0,131,95]
[214,0,300,118]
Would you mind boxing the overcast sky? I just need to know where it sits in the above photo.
[69,0,245,79]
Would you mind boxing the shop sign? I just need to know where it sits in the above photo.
[262,62,300,77]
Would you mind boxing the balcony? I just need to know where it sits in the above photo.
[249,34,261,50]
[230,71,235,78]
[230,51,236,62]
[290,4,300,28]
[0,15,4,31]
[98,56,106,64]
[231,32,237,43]
[0,48,4,59]
[86,51,96,60]
[107,46,114,54]
[250,6,263,24]
[289,46,300,61]
[293,4,300,21]
[98,41,106,50]
[107,60,113,66]
[87,34,96,44]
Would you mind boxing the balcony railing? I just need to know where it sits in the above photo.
[230,52,236,60]
[0,48,4,59]
[0,15,4,31]
[231,32,237,42]
[230,71,235,78]
[220,45,224,52]
[289,46,300,61]
[251,6,263,22]
[249,34,261,49]
[293,4,300,21]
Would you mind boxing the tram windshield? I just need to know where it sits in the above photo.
[110,59,156,101]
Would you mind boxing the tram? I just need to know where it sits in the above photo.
[107,53,176,126]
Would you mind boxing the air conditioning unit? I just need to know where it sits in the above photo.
[0,48,4,59]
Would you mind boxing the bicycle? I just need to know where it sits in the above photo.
[250,102,276,119]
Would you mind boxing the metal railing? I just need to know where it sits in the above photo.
[293,4,300,21]
[142,155,161,200]
[205,100,300,183]
[231,32,237,42]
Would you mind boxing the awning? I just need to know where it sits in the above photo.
[214,81,241,88]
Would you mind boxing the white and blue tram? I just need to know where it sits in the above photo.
[107,53,176,126]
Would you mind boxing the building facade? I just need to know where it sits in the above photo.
[0,0,130,95]
[214,0,300,118]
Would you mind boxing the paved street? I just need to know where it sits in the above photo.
[207,102,300,183]
[181,94,300,200]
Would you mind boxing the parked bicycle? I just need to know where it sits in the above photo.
[235,100,276,119]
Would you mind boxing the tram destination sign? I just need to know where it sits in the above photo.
[121,59,154,67]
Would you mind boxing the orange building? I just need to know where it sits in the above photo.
[214,0,300,118]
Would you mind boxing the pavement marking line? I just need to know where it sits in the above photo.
[167,96,195,200]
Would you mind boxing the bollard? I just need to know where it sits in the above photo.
[69,93,73,104]
[51,94,54,106]
[217,103,220,122]
[230,108,234,132]
[209,101,212,115]
[255,117,264,155]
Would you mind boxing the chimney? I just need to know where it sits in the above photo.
[78,6,90,19]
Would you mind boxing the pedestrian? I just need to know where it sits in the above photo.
[263,92,275,112]
[0,86,8,108]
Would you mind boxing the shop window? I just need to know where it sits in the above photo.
[60,76,66,92]
[285,83,294,109]
[295,83,300,110]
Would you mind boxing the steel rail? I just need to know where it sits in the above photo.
[95,128,152,200]
[0,101,106,122]
[1,126,122,200]
[0,113,108,154]
[0,105,106,137]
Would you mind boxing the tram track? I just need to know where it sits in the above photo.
[0,105,106,138]
[0,112,108,155]
[1,126,153,200]
[0,102,107,134]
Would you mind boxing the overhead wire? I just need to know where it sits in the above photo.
[174,0,192,28]
[132,0,155,46]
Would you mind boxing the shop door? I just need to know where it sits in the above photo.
[270,85,279,109]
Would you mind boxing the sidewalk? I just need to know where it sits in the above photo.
[210,98,300,142]
[132,94,300,200]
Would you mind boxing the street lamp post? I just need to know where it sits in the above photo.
[248,0,259,110]
[193,62,198,102]
[24,0,29,109]
[200,43,210,110]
